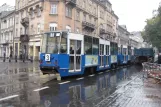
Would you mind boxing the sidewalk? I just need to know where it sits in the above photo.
[96,72,161,107]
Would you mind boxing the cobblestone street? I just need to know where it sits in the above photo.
[96,73,161,107]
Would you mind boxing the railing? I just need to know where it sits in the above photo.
[142,62,161,80]
[82,21,95,29]
[21,17,29,27]
[99,28,105,34]
[66,0,76,6]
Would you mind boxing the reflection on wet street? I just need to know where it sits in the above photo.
[0,64,161,107]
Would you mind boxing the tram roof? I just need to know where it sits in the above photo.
[44,31,100,39]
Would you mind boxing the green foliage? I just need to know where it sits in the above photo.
[142,5,161,48]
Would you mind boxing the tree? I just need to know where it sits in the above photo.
[142,5,161,48]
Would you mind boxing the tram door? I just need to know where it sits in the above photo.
[69,40,82,72]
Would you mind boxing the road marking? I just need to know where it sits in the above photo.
[33,86,49,92]
[89,74,95,77]
[0,95,19,102]
[76,77,84,80]
[59,81,70,85]
[98,72,103,74]
[106,70,110,72]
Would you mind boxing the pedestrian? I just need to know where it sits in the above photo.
[3,51,6,62]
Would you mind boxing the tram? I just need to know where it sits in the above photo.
[39,31,131,77]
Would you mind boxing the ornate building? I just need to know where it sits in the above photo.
[14,0,118,60]
[0,11,15,58]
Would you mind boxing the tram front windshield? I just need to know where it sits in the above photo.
[41,32,61,54]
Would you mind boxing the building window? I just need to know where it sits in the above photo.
[82,0,85,8]
[49,23,57,31]
[37,23,41,34]
[37,8,41,16]
[31,10,34,18]
[66,6,72,17]
[94,19,97,25]
[20,28,23,35]
[66,26,71,32]
[16,17,19,24]
[21,11,24,19]
[16,29,18,37]
[83,14,86,21]
[76,10,80,20]
[76,28,79,33]
[94,7,96,15]
[18,1,20,9]
[89,16,91,23]
[50,4,57,14]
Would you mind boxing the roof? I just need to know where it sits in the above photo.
[0,10,14,19]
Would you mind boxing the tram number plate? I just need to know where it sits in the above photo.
[45,54,50,61]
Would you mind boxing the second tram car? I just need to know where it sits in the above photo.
[39,31,131,77]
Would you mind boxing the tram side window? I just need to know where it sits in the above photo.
[118,47,121,54]
[84,36,92,55]
[114,43,118,55]
[123,48,126,55]
[92,38,99,55]
[110,43,114,55]
[99,44,104,55]
[121,45,123,54]
[60,32,67,54]
[106,45,109,55]
[41,34,47,53]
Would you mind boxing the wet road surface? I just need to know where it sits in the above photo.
[0,62,161,107]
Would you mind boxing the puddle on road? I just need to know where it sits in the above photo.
[35,65,142,107]
[0,65,143,107]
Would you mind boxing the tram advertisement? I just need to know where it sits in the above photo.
[85,55,98,66]
[111,55,117,63]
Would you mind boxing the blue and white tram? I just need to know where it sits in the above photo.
[39,31,126,77]
[118,45,128,65]
[110,42,118,68]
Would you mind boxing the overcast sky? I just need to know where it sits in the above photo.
[0,1,15,6]
[110,0,161,32]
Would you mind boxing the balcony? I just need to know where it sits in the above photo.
[20,34,29,42]
[82,21,95,31]
[99,28,105,34]
[1,40,9,46]
[65,0,76,7]
[21,17,29,28]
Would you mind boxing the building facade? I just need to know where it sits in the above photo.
[117,25,130,47]
[130,31,144,48]
[0,3,15,13]
[14,0,118,60]
[0,11,15,58]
